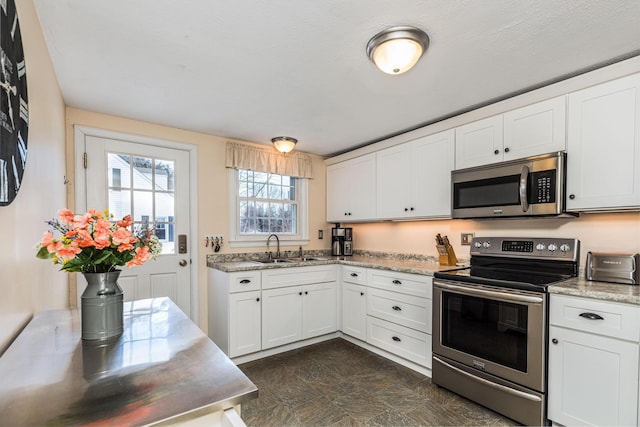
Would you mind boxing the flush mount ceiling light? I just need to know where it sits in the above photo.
[271,136,298,154]
[366,25,430,75]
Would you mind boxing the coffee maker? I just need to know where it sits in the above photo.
[331,224,353,256]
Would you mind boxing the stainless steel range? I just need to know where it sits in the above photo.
[432,236,579,426]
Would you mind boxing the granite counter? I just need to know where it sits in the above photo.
[549,277,640,305]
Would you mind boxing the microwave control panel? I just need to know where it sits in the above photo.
[531,169,556,203]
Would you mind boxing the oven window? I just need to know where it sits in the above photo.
[442,291,528,372]
[453,174,520,209]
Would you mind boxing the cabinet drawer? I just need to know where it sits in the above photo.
[262,265,337,290]
[550,294,640,342]
[367,269,432,298]
[342,266,367,285]
[366,316,431,367]
[228,271,261,293]
[367,288,430,333]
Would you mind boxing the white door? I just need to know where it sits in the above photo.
[76,129,194,318]
[229,290,261,357]
[261,286,303,349]
[303,281,337,339]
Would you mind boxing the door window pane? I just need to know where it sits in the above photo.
[107,151,176,255]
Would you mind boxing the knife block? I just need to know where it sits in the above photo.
[437,244,458,266]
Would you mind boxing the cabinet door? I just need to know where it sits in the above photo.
[342,283,367,341]
[347,153,377,221]
[412,130,455,217]
[228,291,261,357]
[503,96,566,161]
[326,161,352,222]
[261,287,303,349]
[566,73,640,211]
[455,115,504,169]
[326,153,376,222]
[376,144,412,219]
[303,282,337,339]
[548,325,639,426]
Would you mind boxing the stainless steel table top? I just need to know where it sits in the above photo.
[0,297,258,426]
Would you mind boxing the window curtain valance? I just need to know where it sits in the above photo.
[225,142,313,179]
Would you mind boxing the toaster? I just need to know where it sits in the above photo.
[586,252,640,285]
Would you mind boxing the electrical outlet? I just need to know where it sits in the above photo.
[318,230,324,240]
[461,232,474,246]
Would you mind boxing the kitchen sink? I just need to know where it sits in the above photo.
[255,258,297,264]
[286,257,329,262]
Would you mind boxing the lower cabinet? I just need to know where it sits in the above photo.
[366,316,431,367]
[342,282,367,341]
[262,281,337,350]
[229,291,262,357]
[547,294,640,426]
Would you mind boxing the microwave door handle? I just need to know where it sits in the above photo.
[519,165,530,212]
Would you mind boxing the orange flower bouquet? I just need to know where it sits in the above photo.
[36,209,162,273]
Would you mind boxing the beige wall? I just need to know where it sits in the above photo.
[351,212,640,268]
[0,0,67,354]
[65,108,330,329]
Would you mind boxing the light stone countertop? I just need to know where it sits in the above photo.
[208,252,467,276]
[549,277,640,305]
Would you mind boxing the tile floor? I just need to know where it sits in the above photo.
[238,338,518,426]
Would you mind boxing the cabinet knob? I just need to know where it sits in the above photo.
[256,297,260,302]
[299,292,303,296]
[360,292,365,296]
[569,194,575,200]
[410,207,414,211]
[504,147,510,153]
[494,149,500,155]
[305,291,308,295]
[552,338,558,344]
[404,208,408,212]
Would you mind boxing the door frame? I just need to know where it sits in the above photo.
[74,125,199,321]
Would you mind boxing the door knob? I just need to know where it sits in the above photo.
[179,259,188,267]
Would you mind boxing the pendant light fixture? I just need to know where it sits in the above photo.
[366,26,430,75]
[272,136,297,154]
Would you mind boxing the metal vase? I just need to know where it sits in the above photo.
[81,271,124,341]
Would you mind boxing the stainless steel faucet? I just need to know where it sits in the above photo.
[266,234,280,259]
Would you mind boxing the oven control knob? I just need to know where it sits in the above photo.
[560,244,571,252]
[536,243,546,251]
[482,241,491,248]
[548,243,558,252]
[474,241,482,248]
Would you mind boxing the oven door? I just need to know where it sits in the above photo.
[433,279,546,392]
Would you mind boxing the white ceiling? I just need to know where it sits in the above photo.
[33,0,640,157]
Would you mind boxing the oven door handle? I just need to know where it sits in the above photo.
[435,281,543,304]
[433,356,542,403]
[520,165,530,212]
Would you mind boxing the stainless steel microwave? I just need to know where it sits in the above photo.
[451,152,572,219]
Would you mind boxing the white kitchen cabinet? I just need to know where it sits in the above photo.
[566,72,640,211]
[326,153,376,222]
[208,269,262,358]
[261,266,338,350]
[228,291,262,357]
[548,294,640,426]
[376,130,455,219]
[455,96,566,169]
[455,115,504,169]
[341,266,368,341]
[364,269,433,367]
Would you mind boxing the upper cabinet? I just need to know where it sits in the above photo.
[377,130,455,219]
[455,96,567,169]
[326,153,376,222]
[566,73,640,211]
